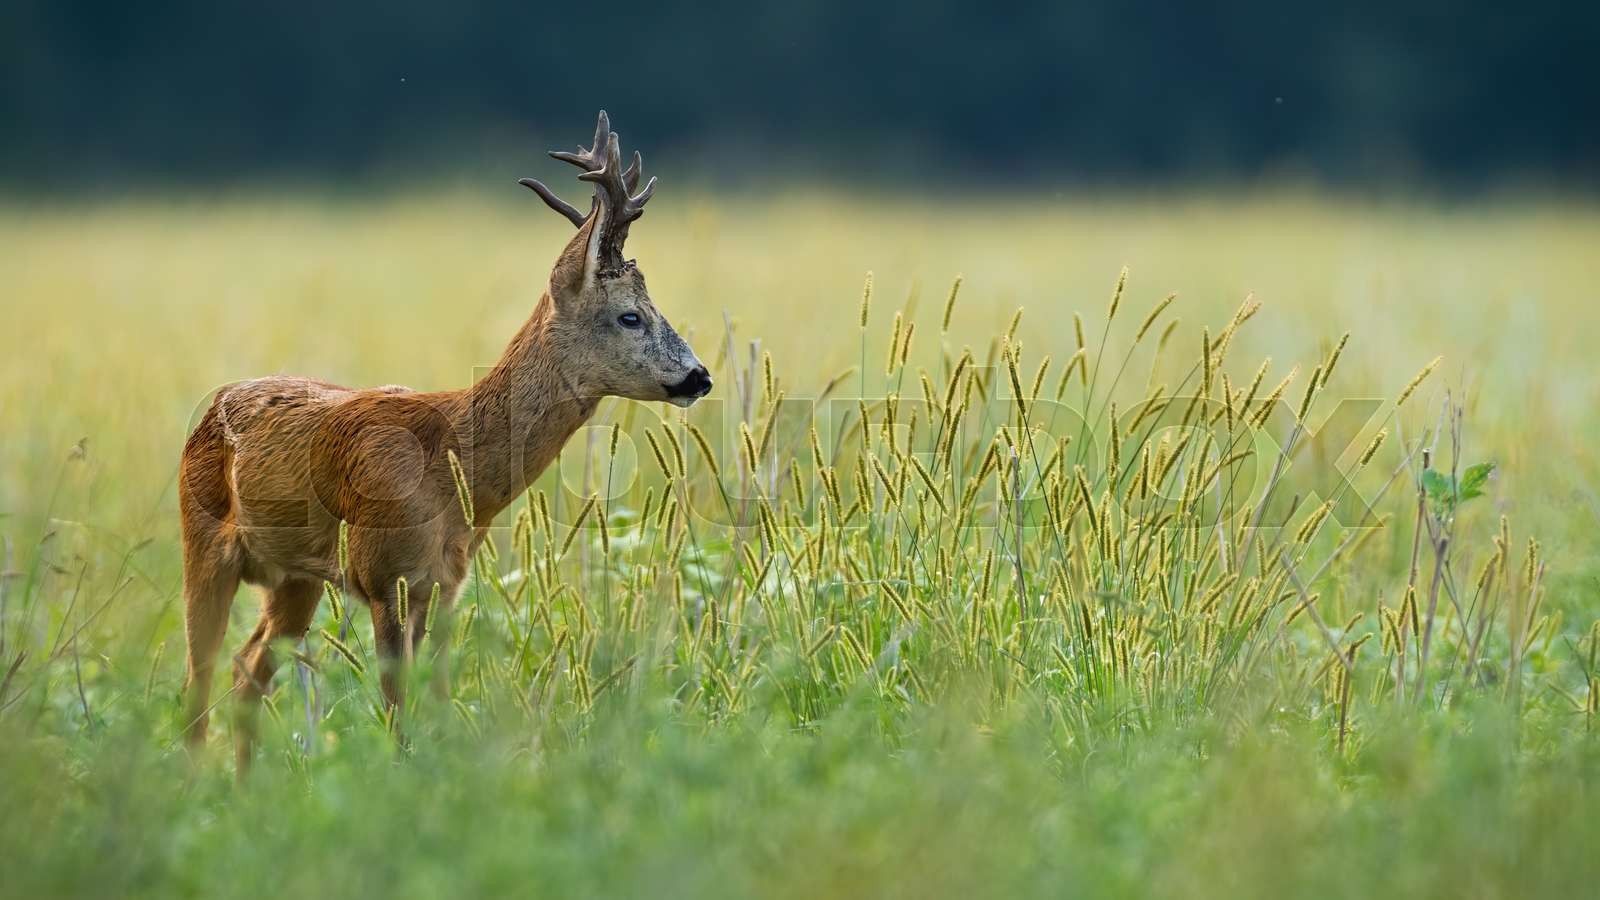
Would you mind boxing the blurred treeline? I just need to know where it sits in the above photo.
[2,1,1596,188]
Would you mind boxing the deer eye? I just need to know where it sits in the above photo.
[617,312,643,329]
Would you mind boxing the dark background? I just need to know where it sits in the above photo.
[3,1,1597,188]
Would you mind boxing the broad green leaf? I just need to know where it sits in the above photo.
[1458,462,1496,501]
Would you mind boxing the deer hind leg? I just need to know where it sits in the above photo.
[231,577,322,775]
[369,590,407,720]
[181,528,242,753]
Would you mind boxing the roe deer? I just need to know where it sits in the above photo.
[179,112,710,770]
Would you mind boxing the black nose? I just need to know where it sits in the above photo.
[668,366,713,399]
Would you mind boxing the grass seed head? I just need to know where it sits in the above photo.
[662,427,687,477]
[886,311,903,375]
[941,275,963,333]
[447,448,474,525]
[558,495,597,558]
[337,519,350,574]
[1323,332,1350,382]
[1296,365,1323,422]
[323,580,343,624]
[740,422,759,476]
[1136,292,1176,343]
[859,271,873,329]
[758,392,783,460]
[1396,355,1443,407]
[644,430,673,479]
[1249,366,1298,428]
[1359,430,1386,466]
[1108,266,1128,321]
[689,424,721,479]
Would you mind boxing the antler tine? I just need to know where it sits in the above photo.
[548,110,611,173]
[517,177,588,227]
[619,149,660,205]
[632,173,657,209]
[548,145,603,171]
[591,110,610,159]
[522,111,612,226]
[622,150,642,192]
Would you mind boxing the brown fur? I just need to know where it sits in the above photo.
[181,207,707,770]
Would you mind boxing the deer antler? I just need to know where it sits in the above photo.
[519,110,656,268]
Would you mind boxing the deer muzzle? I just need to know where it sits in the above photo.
[666,365,713,403]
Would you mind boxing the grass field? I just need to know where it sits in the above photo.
[2,190,1598,898]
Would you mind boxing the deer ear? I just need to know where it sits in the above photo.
[549,207,603,305]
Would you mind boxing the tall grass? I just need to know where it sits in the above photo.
[187,268,1569,759]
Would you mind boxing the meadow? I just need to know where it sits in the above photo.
[1,189,1598,898]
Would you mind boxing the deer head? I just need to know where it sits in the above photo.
[520,111,711,408]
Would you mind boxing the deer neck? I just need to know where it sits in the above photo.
[458,296,598,522]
